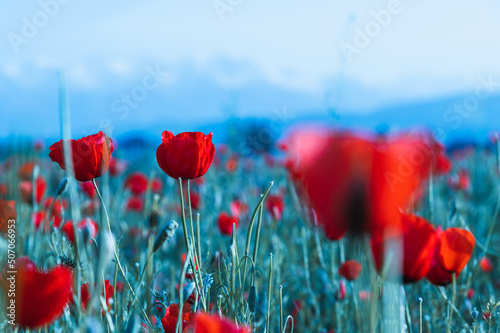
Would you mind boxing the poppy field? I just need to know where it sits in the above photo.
[0,126,499,333]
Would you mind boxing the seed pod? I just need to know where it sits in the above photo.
[248,285,257,313]
[153,220,178,253]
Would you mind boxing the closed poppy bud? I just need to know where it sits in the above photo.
[153,221,178,253]
[371,213,437,284]
[0,199,16,234]
[480,257,493,273]
[337,280,346,300]
[49,131,114,182]
[217,212,238,236]
[266,195,284,221]
[1,257,73,328]
[156,131,215,180]
[124,172,149,195]
[248,285,257,313]
[338,260,362,281]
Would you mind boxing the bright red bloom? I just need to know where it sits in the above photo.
[126,196,144,212]
[33,209,63,230]
[161,303,194,333]
[0,200,16,234]
[338,260,362,281]
[292,130,438,240]
[80,280,114,313]
[194,313,250,333]
[61,218,98,244]
[19,177,47,204]
[156,131,215,180]
[124,172,149,195]
[371,213,437,283]
[480,257,493,273]
[80,181,96,198]
[266,195,284,221]
[49,131,114,182]
[426,227,475,286]
[0,257,73,328]
[217,212,238,236]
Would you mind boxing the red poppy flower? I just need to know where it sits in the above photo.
[194,313,250,333]
[61,218,98,244]
[49,131,114,182]
[230,199,248,218]
[480,257,493,273]
[126,196,144,212]
[338,260,362,281]
[33,210,63,230]
[266,195,284,221]
[189,191,201,210]
[0,200,16,234]
[292,130,438,240]
[152,177,164,193]
[18,162,36,180]
[447,170,471,191]
[156,131,215,180]
[0,183,8,197]
[371,213,437,283]
[109,158,127,177]
[1,257,73,328]
[161,303,194,333]
[19,177,47,204]
[217,212,238,236]
[225,156,239,173]
[80,280,114,313]
[124,172,149,195]
[80,181,96,198]
[426,227,475,286]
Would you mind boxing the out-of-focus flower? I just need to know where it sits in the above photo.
[225,156,239,173]
[124,172,149,195]
[80,280,114,314]
[61,218,98,244]
[266,195,284,221]
[217,212,238,236]
[161,303,194,333]
[49,131,114,182]
[447,169,471,191]
[18,162,36,181]
[194,313,250,333]
[1,257,73,328]
[426,227,475,286]
[19,177,47,204]
[0,200,16,234]
[80,181,96,198]
[156,131,215,180]
[371,213,437,283]
[126,196,144,212]
[338,260,362,281]
[230,199,248,218]
[480,257,493,273]
[109,158,127,177]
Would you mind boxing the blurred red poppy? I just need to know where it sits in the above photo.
[80,280,114,313]
[447,169,471,191]
[291,130,438,240]
[126,196,144,212]
[225,156,239,173]
[0,183,7,197]
[480,257,493,273]
[426,227,475,286]
[266,195,284,221]
[161,303,194,333]
[80,181,96,198]
[371,213,437,283]
[18,162,36,181]
[124,172,149,195]
[0,200,16,234]
[49,131,114,182]
[217,212,238,236]
[156,131,215,180]
[19,177,47,204]
[230,199,248,218]
[1,257,73,328]
[338,260,362,281]
[189,191,201,210]
[194,313,250,333]
[61,218,98,244]
[109,158,127,177]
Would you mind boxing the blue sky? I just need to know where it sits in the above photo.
[1,0,500,138]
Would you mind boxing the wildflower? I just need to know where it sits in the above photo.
[217,212,238,236]
[338,260,362,281]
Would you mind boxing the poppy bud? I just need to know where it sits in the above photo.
[56,177,69,196]
[248,285,257,313]
[153,221,178,253]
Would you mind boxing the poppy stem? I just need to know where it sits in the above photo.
[446,273,457,333]
[92,179,152,326]
[186,180,202,279]
[266,253,273,333]
[176,241,193,333]
[178,178,207,312]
